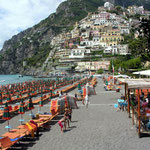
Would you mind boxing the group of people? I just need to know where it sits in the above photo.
[118,92,150,112]
[131,92,150,110]
[58,81,92,133]
[58,106,72,133]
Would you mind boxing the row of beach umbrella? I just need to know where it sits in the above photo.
[2,94,44,131]
[0,77,81,105]
[1,76,84,131]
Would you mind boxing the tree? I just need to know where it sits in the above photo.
[97,68,104,74]
[138,17,150,61]
[129,37,148,58]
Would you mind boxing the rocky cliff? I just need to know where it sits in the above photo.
[0,0,150,75]
[0,0,105,75]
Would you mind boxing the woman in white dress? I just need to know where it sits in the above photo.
[85,94,89,108]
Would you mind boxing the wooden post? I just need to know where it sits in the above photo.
[132,107,134,125]
[125,83,127,100]
[127,88,130,118]
[138,89,141,137]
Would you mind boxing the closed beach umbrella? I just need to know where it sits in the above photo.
[39,94,43,107]
[28,97,34,118]
[0,93,3,107]
[78,83,81,90]
[28,97,34,110]
[39,94,43,113]
[2,102,11,131]
[7,92,12,103]
[16,89,20,99]
[18,99,25,124]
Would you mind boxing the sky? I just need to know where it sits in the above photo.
[0,0,65,50]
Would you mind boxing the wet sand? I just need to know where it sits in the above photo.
[0,78,150,150]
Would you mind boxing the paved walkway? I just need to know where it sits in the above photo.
[2,78,149,150]
[28,78,150,150]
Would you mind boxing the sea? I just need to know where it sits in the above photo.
[0,75,55,86]
[0,75,35,85]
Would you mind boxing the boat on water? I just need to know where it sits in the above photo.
[18,75,23,78]
[0,80,5,82]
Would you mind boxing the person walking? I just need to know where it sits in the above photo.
[85,94,89,108]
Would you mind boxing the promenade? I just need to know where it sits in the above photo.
[28,78,150,150]
[1,78,150,150]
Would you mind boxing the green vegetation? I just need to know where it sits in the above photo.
[25,43,52,67]
[107,17,150,74]
[109,57,142,73]
[91,50,103,55]
[107,10,119,15]
[12,42,20,49]
[115,0,150,10]
[0,55,4,61]
[97,68,104,74]
[5,49,11,55]
[35,0,104,33]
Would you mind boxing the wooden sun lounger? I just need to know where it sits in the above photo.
[0,128,27,150]
[9,128,29,137]
[33,114,52,127]
[0,136,16,150]
[33,111,59,128]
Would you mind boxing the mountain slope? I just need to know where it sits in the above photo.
[114,0,150,10]
[0,0,105,75]
[0,0,150,75]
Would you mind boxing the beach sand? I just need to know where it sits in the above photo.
[0,78,150,150]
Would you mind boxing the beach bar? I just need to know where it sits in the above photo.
[118,78,150,137]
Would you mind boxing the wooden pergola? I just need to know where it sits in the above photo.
[118,78,150,137]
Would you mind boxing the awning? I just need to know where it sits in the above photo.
[118,78,150,89]
[133,70,150,76]
[114,74,130,78]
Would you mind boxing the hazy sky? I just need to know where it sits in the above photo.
[0,0,65,49]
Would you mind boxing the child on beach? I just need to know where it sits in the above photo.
[68,108,72,122]
[64,107,70,129]
[58,117,65,133]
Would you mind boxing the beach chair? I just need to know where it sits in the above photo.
[8,106,13,112]
[0,136,15,150]
[13,105,19,112]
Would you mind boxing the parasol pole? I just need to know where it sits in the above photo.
[21,114,23,125]
[112,60,114,85]
[7,120,9,132]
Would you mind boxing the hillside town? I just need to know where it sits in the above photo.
[44,2,150,74]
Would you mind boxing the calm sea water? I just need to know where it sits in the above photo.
[0,75,34,85]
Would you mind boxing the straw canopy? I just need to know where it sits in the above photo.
[133,70,150,76]
[18,99,25,114]
[2,102,11,120]
[118,78,150,89]
[28,97,34,110]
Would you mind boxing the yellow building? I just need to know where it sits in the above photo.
[100,29,123,46]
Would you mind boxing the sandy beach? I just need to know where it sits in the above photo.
[0,78,150,150]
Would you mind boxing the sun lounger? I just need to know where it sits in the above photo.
[13,105,19,112]
[0,136,16,150]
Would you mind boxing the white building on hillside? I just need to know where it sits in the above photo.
[103,44,129,55]
[69,47,91,58]
[118,44,129,55]
[104,2,114,10]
